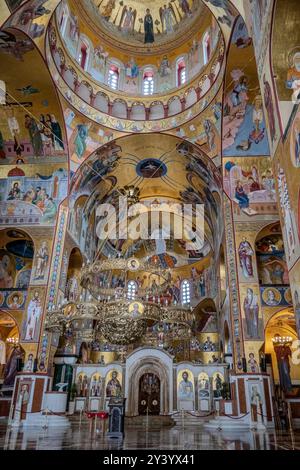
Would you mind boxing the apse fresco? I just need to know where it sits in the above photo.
[84,0,204,46]
[0,29,67,167]
[222,17,270,157]
[58,0,220,95]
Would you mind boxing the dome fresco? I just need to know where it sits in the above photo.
[81,0,205,50]
[55,0,222,99]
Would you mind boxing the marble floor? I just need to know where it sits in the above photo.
[0,419,299,450]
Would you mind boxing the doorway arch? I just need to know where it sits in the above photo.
[125,348,173,416]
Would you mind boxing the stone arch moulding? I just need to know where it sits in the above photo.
[125,347,173,416]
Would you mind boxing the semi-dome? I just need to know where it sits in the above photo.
[79,0,208,54]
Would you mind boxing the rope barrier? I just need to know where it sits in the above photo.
[219,411,250,420]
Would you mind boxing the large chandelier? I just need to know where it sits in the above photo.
[271,334,293,346]
[45,256,194,345]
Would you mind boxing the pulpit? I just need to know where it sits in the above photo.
[107,397,126,439]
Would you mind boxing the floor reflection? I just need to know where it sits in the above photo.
[0,420,299,450]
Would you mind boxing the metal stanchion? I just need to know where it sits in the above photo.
[43,408,49,430]
[94,414,97,436]
[287,401,293,433]
[7,404,14,427]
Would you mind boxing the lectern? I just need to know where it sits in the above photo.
[107,397,126,438]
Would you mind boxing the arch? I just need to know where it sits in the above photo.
[199,74,210,97]
[57,0,71,39]
[176,56,187,87]
[0,228,34,290]
[149,101,164,120]
[77,81,92,104]
[168,96,181,116]
[107,63,120,90]
[131,103,146,121]
[126,355,171,416]
[185,88,197,107]
[63,67,76,90]
[94,92,109,113]
[112,99,127,118]
[142,67,155,96]
[202,30,211,65]
[64,247,83,302]
[255,222,289,287]
[264,308,300,388]
[77,34,92,71]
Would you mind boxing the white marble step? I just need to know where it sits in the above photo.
[21,413,71,428]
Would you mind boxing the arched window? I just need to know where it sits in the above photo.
[108,65,119,90]
[127,280,137,300]
[203,31,211,65]
[143,70,154,95]
[78,39,90,71]
[177,58,186,86]
[181,279,191,305]
[59,4,69,37]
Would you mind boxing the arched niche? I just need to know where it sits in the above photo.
[131,103,146,121]
[94,92,109,113]
[255,223,289,287]
[125,348,173,416]
[192,298,220,364]
[149,102,164,120]
[185,87,197,107]
[0,310,21,385]
[112,99,127,118]
[63,67,76,90]
[77,81,92,104]
[168,96,181,116]
[65,247,83,302]
[0,228,34,290]
[264,308,300,391]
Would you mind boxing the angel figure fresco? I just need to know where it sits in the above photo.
[179,0,192,16]
[160,4,176,34]
[119,6,136,33]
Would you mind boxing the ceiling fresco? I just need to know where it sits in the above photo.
[0,28,67,166]
[80,0,205,51]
